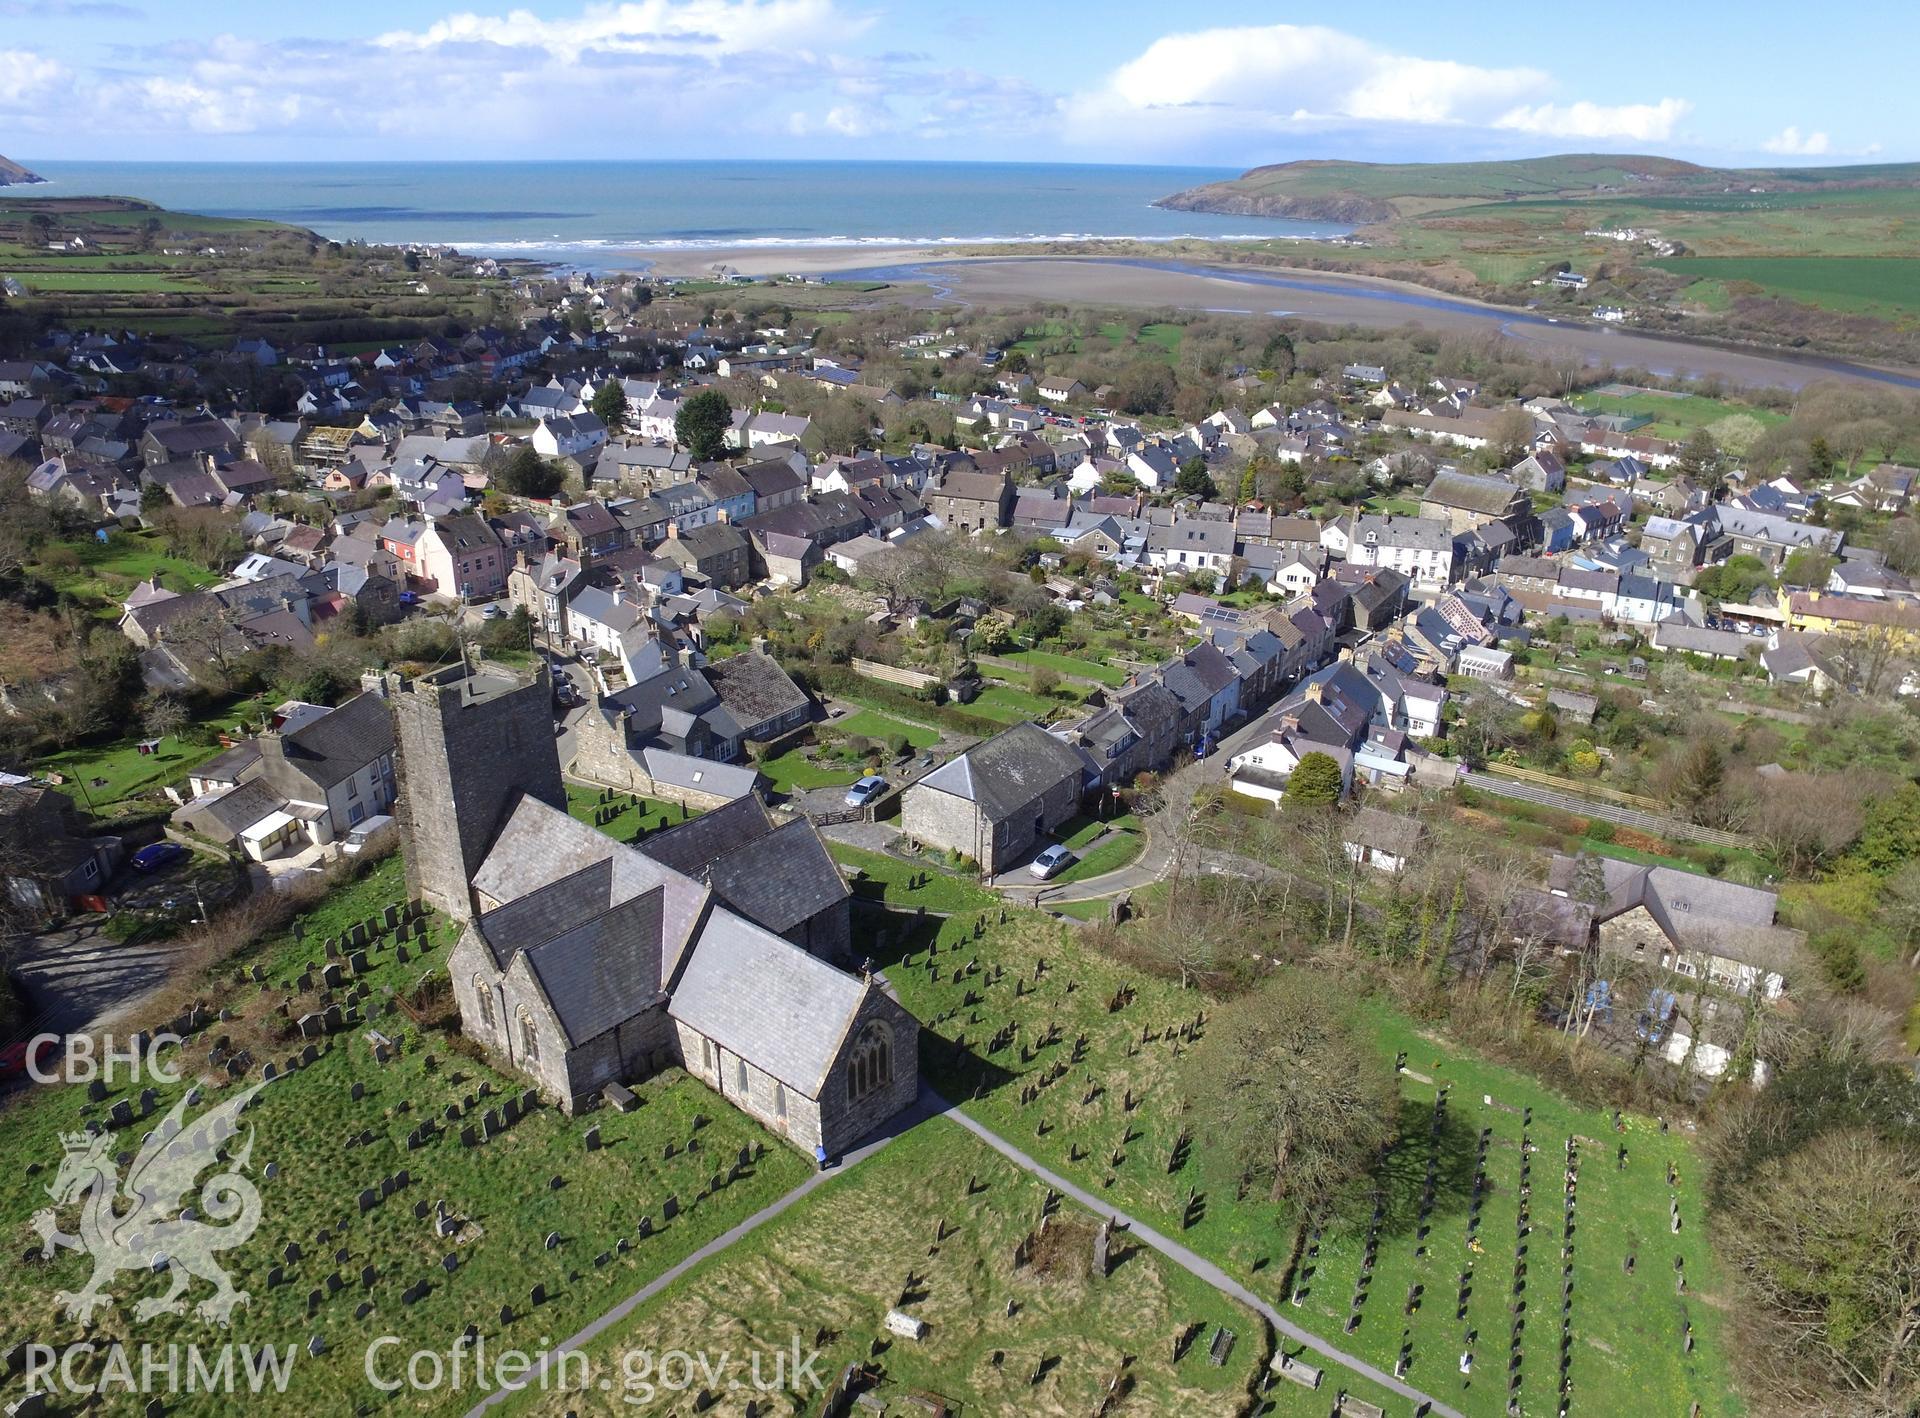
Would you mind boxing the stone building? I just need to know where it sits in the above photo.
[407,661,915,1154]
[901,721,1085,873]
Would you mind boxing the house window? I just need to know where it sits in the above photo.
[846,1022,893,1105]
[473,977,494,1032]
[518,1008,539,1062]
[348,802,366,826]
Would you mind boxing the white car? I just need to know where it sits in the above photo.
[1029,844,1076,879]
[844,775,889,807]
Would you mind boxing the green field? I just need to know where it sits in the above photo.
[11,270,205,293]
[1572,388,1790,443]
[835,709,941,749]
[1000,648,1128,687]
[36,691,273,813]
[36,529,223,613]
[1651,255,1920,317]
[499,1117,1289,1418]
[961,684,1062,725]
[1050,829,1145,885]
[876,911,1737,1418]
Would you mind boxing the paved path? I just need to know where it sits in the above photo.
[943,1102,1466,1418]
[461,1090,943,1417]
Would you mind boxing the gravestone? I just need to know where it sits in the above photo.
[662,1195,678,1221]
[585,1127,601,1152]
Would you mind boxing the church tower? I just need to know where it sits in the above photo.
[383,661,566,920]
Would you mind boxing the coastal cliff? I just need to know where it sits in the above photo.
[1153,177,1394,225]
[0,155,46,186]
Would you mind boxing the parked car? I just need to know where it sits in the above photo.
[0,1035,60,1081]
[1029,844,1076,880]
[480,603,504,620]
[844,775,889,808]
[129,843,188,873]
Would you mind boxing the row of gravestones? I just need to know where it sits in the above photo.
[457,1088,542,1148]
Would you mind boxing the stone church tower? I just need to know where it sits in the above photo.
[384,661,565,919]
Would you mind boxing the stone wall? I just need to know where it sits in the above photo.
[851,659,941,691]
[900,783,986,867]
[816,990,920,1156]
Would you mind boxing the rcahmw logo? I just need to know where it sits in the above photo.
[19,1342,298,1398]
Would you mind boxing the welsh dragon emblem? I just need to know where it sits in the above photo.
[31,1076,274,1326]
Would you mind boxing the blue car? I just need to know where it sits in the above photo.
[129,843,189,873]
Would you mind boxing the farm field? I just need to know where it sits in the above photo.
[1570,388,1790,442]
[872,909,1736,1418]
[499,1116,1293,1418]
[0,857,814,1418]
[1651,256,1920,318]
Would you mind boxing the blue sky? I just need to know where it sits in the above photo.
[1,0,1908,167]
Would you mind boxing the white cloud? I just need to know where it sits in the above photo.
[1761,125,1831,156]
[0,49,66,107]
[375,0,852,57]
[1493,98,1691,142]
[1065,22,1693,156]
[1065,24,1549,148]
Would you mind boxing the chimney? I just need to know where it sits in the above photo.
[1304,679,1326,704]
[665,521,680,539]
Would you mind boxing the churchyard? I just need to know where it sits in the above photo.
[867,905,1735,1418]
[0,855,812,1417]
[499,1117,1352,1418]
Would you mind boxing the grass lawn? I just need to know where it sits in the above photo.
[0,854,814,1417]
[1572,388,1789,444]
[834,709,940,750]
[36,692,273,813]
[564,782,698,843]
[12,270,205,293]
[827,843,999,914]
[963,684,1062,725]
[870,911,1737,1418]
[37,529,221,613]
[500,1116,1299,1418]
[1001,648,1128,688]
[757,743,863,794]
[1051,831,1145,885]
[1058,814,1141,851]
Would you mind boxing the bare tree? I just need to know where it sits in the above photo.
[1184,974,1398,1207]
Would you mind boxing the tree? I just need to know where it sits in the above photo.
[675,389,734,460]
[1285,752,1343,808]
[589,379,628,430]
[479,605,532,656]
[1488,407,1536,467]
[1677,426,1726,496]
[1185,976,1398,1206]
[495,445,566,500]
[142,696,189,740]
[1665,737,1731,827]
[1781,547,1836,589]
[1715,1129,1920,1418]
[1175,456,1216,499]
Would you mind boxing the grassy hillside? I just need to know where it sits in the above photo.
[0,196,513,344]
[1154,154,1920,359]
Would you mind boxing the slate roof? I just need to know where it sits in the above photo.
[521,888,666,1047]
[638,795,775,877]
[474,858,618,970]
[474,796,711,983]
[704,652,809,734]
[1423,470,1526,516]
[703,817,849,937]
[1545,855,1803,968]
[667,910,867,1097]
[266,692,394,789]
[917,722,1084,822]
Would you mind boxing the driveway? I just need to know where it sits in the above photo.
[8,917,193,1037]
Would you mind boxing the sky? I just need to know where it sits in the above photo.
[1,0,1911,168]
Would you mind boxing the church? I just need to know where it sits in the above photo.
[383,660,918,1158]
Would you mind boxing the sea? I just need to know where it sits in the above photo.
[19,159,1344,257]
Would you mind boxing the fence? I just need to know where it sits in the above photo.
[851,659,942,691]
[1479,761,1665,812]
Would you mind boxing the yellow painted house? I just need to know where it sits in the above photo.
[1782,591,1920,649]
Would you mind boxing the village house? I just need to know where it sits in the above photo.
[901,722,1086,874]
